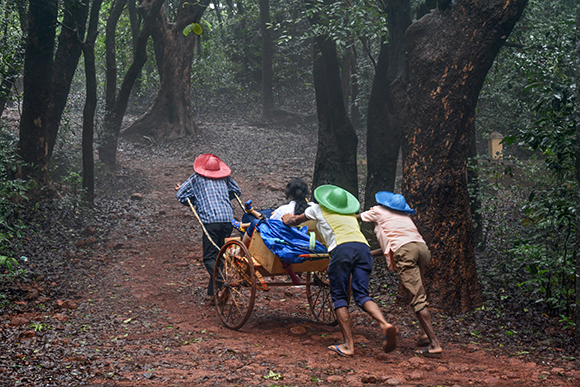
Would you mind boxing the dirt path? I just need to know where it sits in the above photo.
[2,121,579,386]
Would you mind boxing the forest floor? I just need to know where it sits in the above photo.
[0,117,579,386]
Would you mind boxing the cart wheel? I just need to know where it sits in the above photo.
[213,240,257,330]
[306,270,337,325]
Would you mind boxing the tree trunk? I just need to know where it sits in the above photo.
[81,0,104,205]
[128,0,143,93]
[311,33,358,196]
[340,47,352,120]
[98,0,165,169]
[128,0,141,50]
[364,0,410,209]
[400,0,527,313]
[309,0,358,195]
[18,0,58,185]
[349,48,361,131]
[18,0,89,186]
[467,118,483,248]
[574,5,580,353]
[260,0,274,121]
[45,0,89,161]
[104,0,127,111]
[120,0,211,139]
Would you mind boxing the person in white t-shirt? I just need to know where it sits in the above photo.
[283,185,397,358]
[234,178,311,247]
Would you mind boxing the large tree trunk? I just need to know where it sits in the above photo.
[104,0,127,111]
[45,0,89,161]
[364,0,410,209]
[98,0,165,169]
[400,0,527,313]
[574,5,580,354]
[18,0,58,185]
[18,0,88,186]
[260,0,274,121]
[121,0,210,139]
[81,0,104,205]
[311,33,359,196]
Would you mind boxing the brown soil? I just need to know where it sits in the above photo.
[1,120,579,386]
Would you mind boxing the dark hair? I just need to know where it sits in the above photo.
[285,178,310,215]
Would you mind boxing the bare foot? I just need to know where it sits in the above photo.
[381,324,397,353]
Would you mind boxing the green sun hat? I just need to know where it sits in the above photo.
[313,185,360,214]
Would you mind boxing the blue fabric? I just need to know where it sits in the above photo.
[328,242,374,309]
[242,209,274,224]
[237,209,274,238]
[176,173,241,223]
[256,219,327,264]
[246,218,261,237]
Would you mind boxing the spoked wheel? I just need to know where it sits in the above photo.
[306,270,337,325]
[213,240,257,330]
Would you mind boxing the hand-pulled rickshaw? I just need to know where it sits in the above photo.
[212,221,335,330]
[186,195,335,330]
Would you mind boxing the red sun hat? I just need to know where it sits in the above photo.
[193,153,231,179]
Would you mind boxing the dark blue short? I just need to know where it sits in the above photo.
[328,242,373,309]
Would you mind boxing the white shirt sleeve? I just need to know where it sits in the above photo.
[270,201,296,220]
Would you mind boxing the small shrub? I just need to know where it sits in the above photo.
[0,254,18,271]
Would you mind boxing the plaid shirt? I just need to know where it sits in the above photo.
[176,173,241,224]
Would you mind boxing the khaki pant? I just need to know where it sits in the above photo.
[394,242,431,313]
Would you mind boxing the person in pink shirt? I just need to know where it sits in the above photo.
[359,191,442,357]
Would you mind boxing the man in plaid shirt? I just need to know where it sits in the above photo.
[176,153,241,301]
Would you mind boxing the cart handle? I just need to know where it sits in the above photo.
[233,193,246,212]
[186,197,220,250]
[298,253,330,258]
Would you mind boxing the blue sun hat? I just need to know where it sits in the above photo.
[314,185,360,214]
[375,191,416,215]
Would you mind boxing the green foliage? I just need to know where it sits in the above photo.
[0,255,18,271]
[509,160,576,316]
[504,80,576,182]
[299,0,387,46]
[183,22,203,36]
[189,0,390,121]
[0,0,26,103]
[473,0,578,321]
[0,126,30,259]
[190,30,262,120]
[0,125,29,307]
[471,156,577,318]
[477,0,577,157]
[287,0,387,122]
